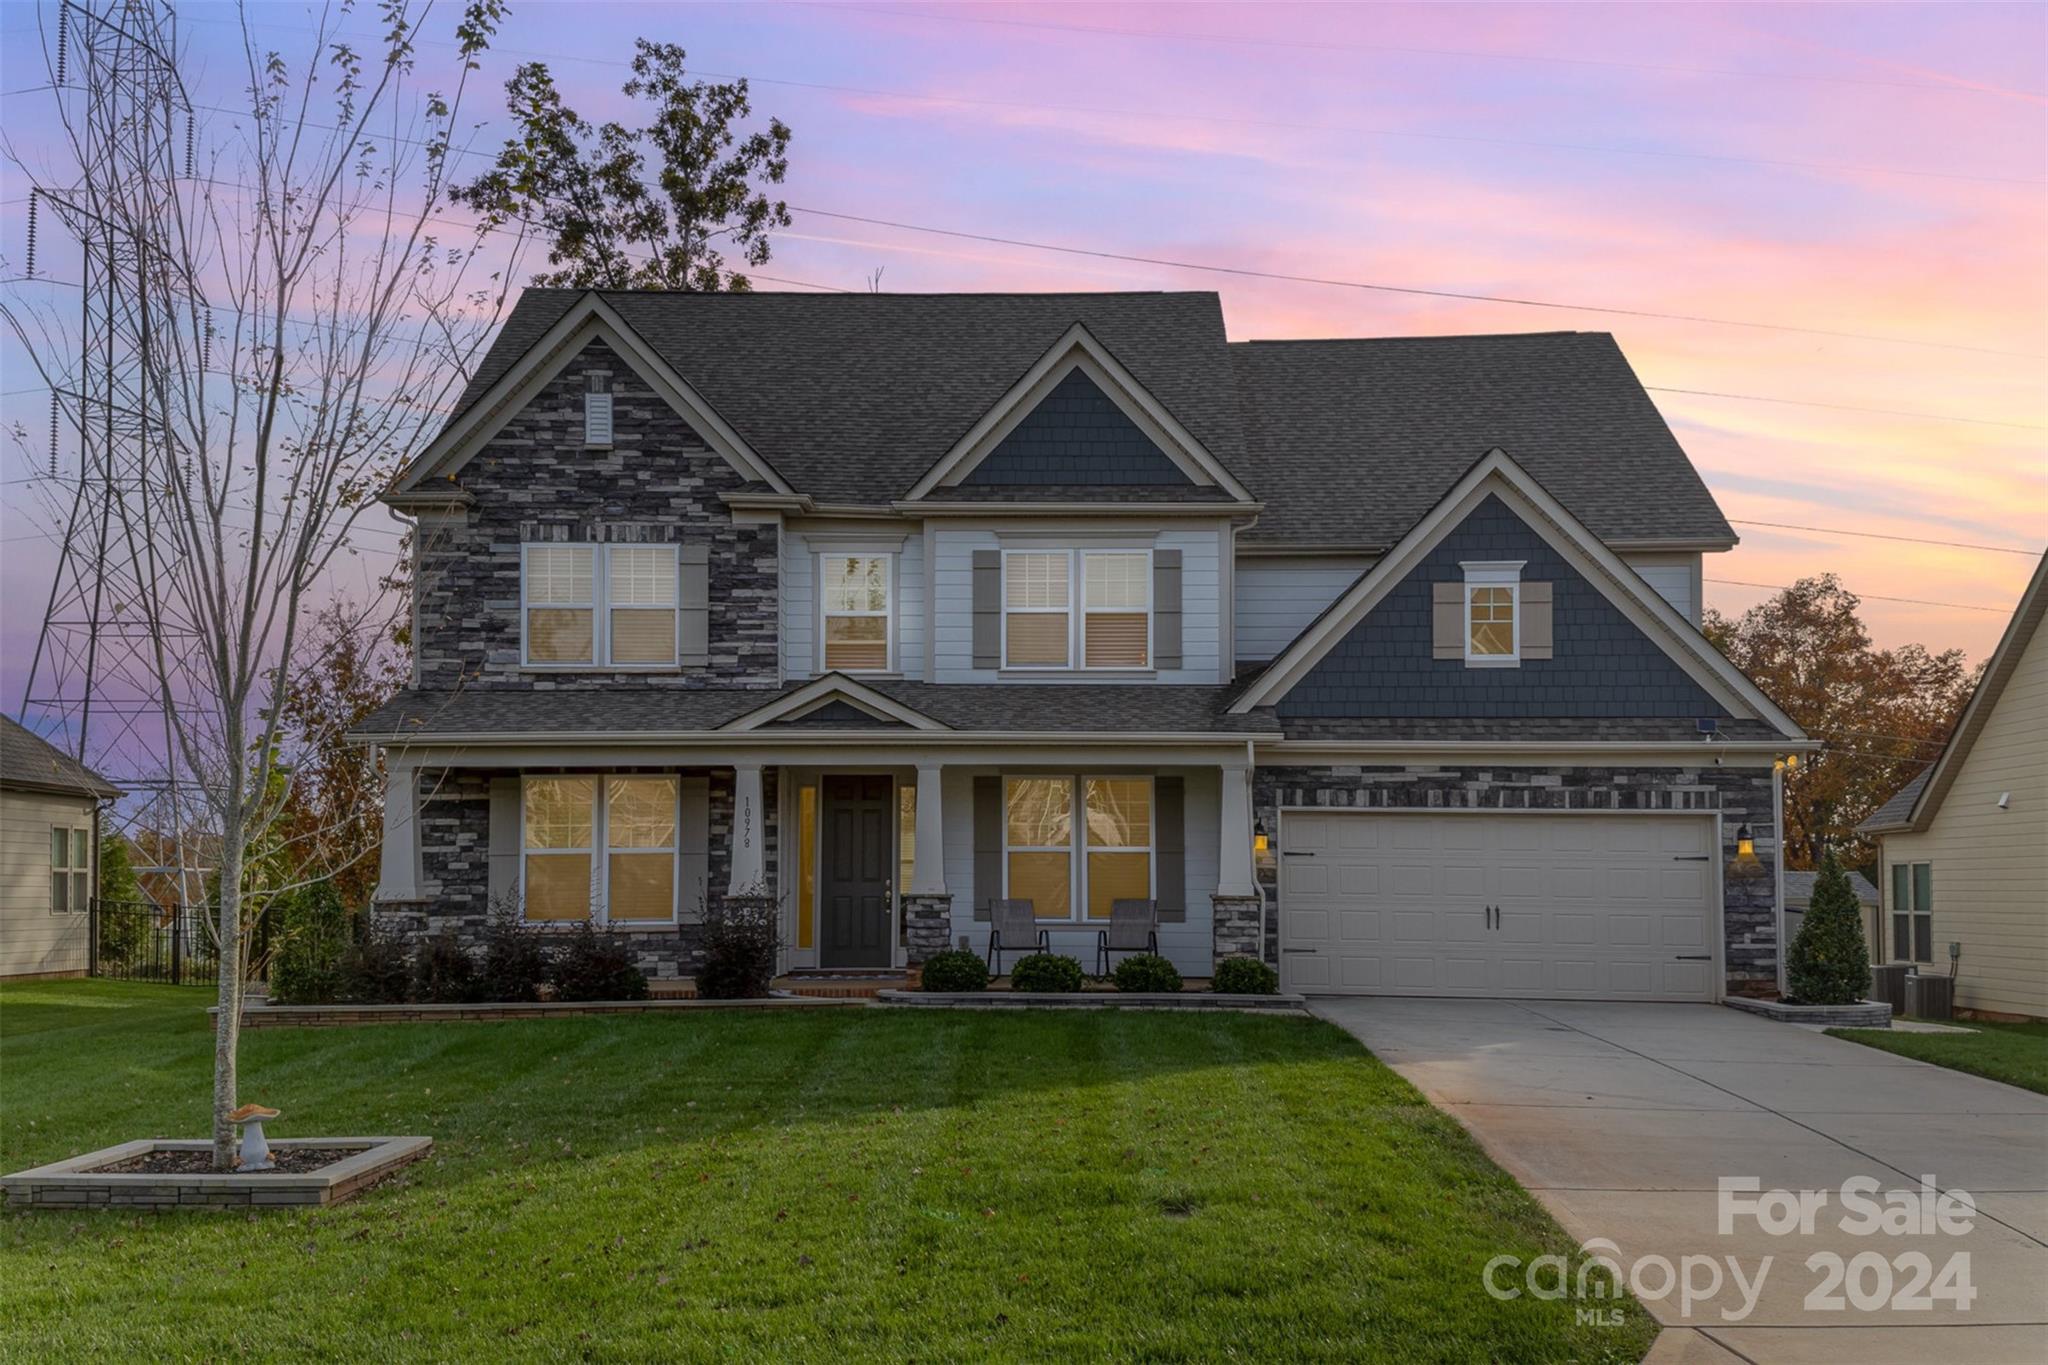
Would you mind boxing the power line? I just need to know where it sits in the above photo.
[786,207,2043,362]
[1648,387,2045,433]
[1705,578,2009,613]
[1728,519,2042,557]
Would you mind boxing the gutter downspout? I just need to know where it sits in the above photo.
[1774,759,1787,997]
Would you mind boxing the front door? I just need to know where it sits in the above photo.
[821,774,894,968]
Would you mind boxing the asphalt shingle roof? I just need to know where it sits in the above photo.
[444,291,1733,548]
[1859,766,1931,833]
[1783,869,1880,911]
[1274,717,1785,743]
[0,715,122,799]
[1228,333,1733,547]
[351,683,1279,740]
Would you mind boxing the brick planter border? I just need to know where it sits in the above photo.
[3,1136,432,1211]
[220,995,858,1029]
[877,990,1307,1012]
[1725,996,1892,1028]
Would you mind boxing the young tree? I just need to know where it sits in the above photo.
[6,1,521,1167]
[1786,848,1873,1005]
[1705,575,1977,869]
[451,38,791,290]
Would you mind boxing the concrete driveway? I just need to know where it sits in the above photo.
[1313,997,2048,1364]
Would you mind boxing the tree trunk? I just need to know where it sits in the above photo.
[211,807,244,1170]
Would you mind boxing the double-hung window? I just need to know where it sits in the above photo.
[1002,550,1151,670]
[820,554,892,672]
[1462,561,1522,664]
[1890,862,1933,964]
[50,827,88,913]
[523,544,680,668]
[521,775,680,925]
[1003,776,1154,921]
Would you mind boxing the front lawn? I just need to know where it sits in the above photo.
[1828,1017,2048,1095]
[2,981,1653,1361]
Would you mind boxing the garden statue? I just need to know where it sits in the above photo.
[228,1103,280,1171]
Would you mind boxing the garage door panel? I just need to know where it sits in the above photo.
[1281,812,1716,1002]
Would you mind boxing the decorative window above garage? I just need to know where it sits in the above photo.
[1433,561,1551,667]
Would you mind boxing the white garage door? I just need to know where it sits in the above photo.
[1280,812,1718,1001]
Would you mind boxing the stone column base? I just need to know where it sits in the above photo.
[901,894,954,964]
[1211,893,1265,969]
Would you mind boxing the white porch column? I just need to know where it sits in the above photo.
[1217,763,1257,898]
[729,763,766,894]
[911,762,947,894]
[375,757,422,901]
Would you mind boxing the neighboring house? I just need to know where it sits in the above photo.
[1859,552,2048,1019]
[1782,869,1881,965]
[1,715,121,979]
[352,290,1811,1001]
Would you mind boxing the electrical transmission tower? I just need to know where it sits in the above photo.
[18,0,202,854]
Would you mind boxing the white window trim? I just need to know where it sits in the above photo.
[520,543,682,672]
[1462,560,1524,668]
[1889,860,1933,965]
[518,774,682,927]
[816,551,895,674]
[1000,774,1155,924]
[50,824,89,914]
[1000,548,1154,672]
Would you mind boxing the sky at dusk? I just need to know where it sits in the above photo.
[2,0,2044,720]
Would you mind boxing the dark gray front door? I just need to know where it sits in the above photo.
[821,774,893,968]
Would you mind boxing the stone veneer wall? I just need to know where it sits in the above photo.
[1253,764,1779,995]
[900,894,954,964]
[389,765,782,981]
[412,338,781,691]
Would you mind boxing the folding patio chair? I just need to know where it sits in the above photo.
[985,899,1048,974]
[1096,899,1160,977]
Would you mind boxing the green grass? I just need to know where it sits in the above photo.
[2,981,1655,1362]
[1828,1017,2048,1095]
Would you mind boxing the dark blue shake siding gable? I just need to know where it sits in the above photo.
[1276,494,1730,720]
[960,368,1193,486]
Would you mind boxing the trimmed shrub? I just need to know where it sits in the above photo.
[475,907,548,1003]
[1009,952,1085,993]
[696,898,780,1000]
[341,921,413,1003]
[411,931,479,1003]
[267,881,352,1005]
[549,921,651,1002]
[920,950,990,992]
[1787,848,1873,1006]
[1212,957,1279,995]
[1111,953,1183,993]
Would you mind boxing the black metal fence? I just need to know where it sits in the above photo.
[88,899,223,985]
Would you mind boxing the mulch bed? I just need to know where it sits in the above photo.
[90,1147,363,1176]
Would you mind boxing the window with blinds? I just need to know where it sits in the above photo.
[1002,548,1153,670]
[821,554,892,671]
[1002,776,1154,921]
[608,546,678,665]
[1083,551,1150,668]
[1003,551,1070,667]
[523,544,680,668]
[522,775,681,925]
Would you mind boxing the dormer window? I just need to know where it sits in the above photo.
[584,373,613,447]
[1462,561,1523,666]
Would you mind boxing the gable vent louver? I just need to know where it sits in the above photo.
[584,373,613,447]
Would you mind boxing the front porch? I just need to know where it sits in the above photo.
[372,742,1270,985]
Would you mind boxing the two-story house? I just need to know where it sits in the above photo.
[354,289,1811,1000]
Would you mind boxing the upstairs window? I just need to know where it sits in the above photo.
[820,554,892,672]
[1462,561,1523,665]
[523,544,680,668]
[1890,862,1933,964]
[1003,549,1152,670]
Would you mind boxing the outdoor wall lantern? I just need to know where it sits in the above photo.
[1253,819,1270,854]
[1728,824,1764,879]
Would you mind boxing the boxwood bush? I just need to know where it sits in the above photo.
[410,931,480,1003]
[1111,953,1183,993]
[1009,952,1085,993]
[920,949,990,992]
[1212,957,1279,995]
[548,922,651,1001]
[475,908,548,1003]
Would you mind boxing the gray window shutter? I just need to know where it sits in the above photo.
[1520,582,1553,659]
[971,550,1001,669]
[1153,549,1182,670]
[1432,581,1464,660]
[488,777,521,909]
[1155,776,1185,922]
[679,544,710,667]
[679,775,710,923]
[972,774,1002,920]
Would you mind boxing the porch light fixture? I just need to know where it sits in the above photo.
[1253,819,1270,854]
[1728,824,1764,881]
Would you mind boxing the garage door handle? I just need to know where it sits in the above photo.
[1674,955,1711,961]
[1282,850,1315,857]
[1672,856,1711,862]
[1282,947,1318,954]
